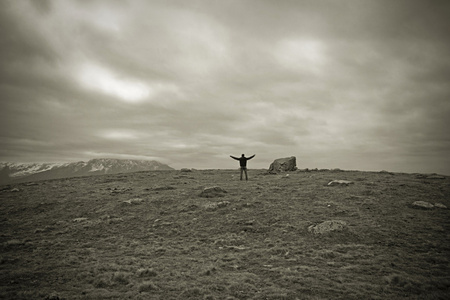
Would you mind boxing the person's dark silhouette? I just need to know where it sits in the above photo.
[230,154,255,181]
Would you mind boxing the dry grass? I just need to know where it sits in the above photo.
[1,169,449,299]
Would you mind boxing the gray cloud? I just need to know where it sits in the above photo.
[1,0,449,174]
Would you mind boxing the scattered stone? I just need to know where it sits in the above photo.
[34,226,53,234]
[244,219,255,225]
[123,198,144,205]
[10,188,20,192]
[327,180,354,186]
[110,187,132,194]
[137,268,158,278]
[4,239,24,246]
[308,220,347,234]
[153,186,176,191]
[153,221,173,227]
[426,174,446,179]
[73,217,88,223]
[204,201,231,210]
[217,201,230,208]
[25,182,39,186]
[0,185,11,192]
[412,201,434,209]
[100,215,124,224]
[199,186,227,198]
[434,203,447,209]
[221,245,248,251]
[416,174,446,179]
[268,156,297,173]
[44,293,65,300]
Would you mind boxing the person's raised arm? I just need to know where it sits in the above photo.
[248,154,255,160]
[230,155,239,160]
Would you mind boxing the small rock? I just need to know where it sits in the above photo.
[327,180,354,186]
[416,174,446,179]
[244,220,255,225]
[110,187,132,194]
[308,220,347,234]
[106,217,123,224]
[217,201,230,208]
[73,217,88,223]
[434,203,447,209]
[34,226,53,234]
[204,201,230,210]
[199,186,227,198]
[412,201,434,209]
[44,293,64,300]
[5,239,24,246]
[123,198,144,205]
[10,188,20,192]
[0,185,11,192]
[153,186,176,191]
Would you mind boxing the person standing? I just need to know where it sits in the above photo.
[230,154,255,181]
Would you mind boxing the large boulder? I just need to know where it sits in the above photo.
[268,156,297,173]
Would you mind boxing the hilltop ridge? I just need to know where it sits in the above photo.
[0,158,174,185]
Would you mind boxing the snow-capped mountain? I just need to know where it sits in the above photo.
[0,158,174,185]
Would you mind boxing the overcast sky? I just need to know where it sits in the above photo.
[1,0,449,174]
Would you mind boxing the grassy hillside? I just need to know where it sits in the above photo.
[1,169,449,299]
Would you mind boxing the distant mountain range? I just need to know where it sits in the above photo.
[0,158,174,185]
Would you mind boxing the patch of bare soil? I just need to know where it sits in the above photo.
[1,169,449,299]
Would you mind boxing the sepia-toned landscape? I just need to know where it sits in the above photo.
[2,2,450,299]
[1,168,449,299]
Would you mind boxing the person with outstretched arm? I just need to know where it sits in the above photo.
[230,154,255,181]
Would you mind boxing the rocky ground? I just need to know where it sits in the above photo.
[1,169,449,299]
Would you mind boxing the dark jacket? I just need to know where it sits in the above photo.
[231,155,255,167]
